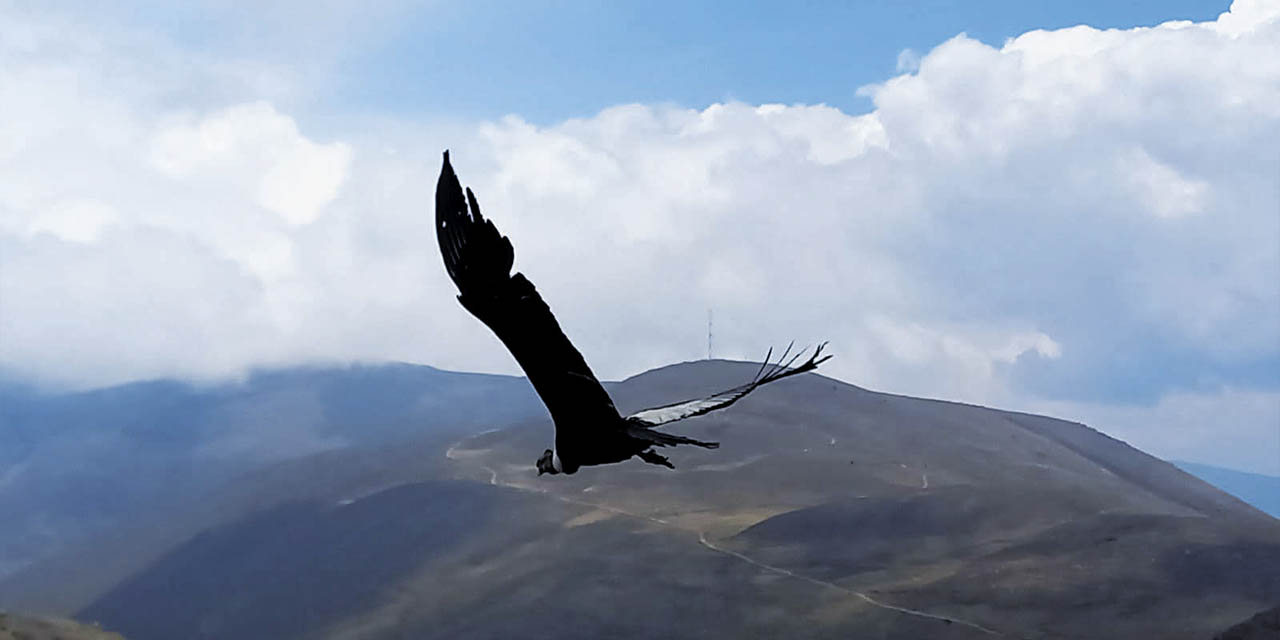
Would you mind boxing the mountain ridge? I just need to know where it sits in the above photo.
[3,359,1274,639]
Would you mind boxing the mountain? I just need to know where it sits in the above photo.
[0,363,544,587]
[1215,604,1280,640]
[0,613,123,640]
[9,360,1271,640]
[1174,461,1280,518]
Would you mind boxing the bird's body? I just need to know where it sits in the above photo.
[436,151,829,475]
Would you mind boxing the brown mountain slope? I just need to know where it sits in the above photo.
[439,360,1278,638]
[0,613,124,640]
[60,360,1280,639]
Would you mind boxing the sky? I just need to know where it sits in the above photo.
[1,0,1277,475]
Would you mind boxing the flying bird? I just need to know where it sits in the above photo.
[435,151,830,475]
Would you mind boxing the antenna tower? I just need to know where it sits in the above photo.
[707,309,713,360]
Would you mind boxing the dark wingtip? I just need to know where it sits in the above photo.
[438,151,460,193]
[803,342,833,371]
[814,341,832,366]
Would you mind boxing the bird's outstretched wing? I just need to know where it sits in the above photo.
[626,343,831,427]
[436,152,622,437]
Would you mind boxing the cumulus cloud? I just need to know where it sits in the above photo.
[23,200,119,244]
[149,102,351,227]
[0,2,1276,471]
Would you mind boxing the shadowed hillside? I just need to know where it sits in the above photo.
[79,481,530,640]
[0,363,543,610]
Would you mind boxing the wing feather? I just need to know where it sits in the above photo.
[626,343,831,427]
[436,152,621,441]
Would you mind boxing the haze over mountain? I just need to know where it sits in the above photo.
[4,360,1273,639]
[1175,461,1280,519]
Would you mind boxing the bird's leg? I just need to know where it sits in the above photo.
[636,448,675,469]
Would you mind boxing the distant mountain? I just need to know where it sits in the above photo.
[1173,461,1280,518]
[0,363,543,586]
[0,613,123,640]
[1215,604,1280,640]
[12,360,1271,640]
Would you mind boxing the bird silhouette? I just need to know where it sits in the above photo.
[436,151,830,475]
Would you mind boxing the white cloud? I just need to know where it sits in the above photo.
[1213,0,1280,36]
[0,2,1276,472]
[1120,148,1209,219]
[149,102,352,227]
[24,199,119,244]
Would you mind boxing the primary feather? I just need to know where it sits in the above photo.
[626,343,831,428]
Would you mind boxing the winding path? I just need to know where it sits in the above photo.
[445,434,1007,637]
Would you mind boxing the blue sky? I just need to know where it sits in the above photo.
[93,1,1230,123]
[347,0,1230,121]
[2,0,1277,473]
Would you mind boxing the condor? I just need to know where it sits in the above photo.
[436,152,829,475]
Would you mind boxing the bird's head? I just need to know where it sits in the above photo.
[536,449,559,475]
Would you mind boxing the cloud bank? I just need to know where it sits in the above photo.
[1,2,1276,472]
